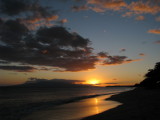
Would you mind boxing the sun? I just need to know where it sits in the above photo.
[88,79,99,85]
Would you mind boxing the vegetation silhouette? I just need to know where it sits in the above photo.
[139,62,160,89]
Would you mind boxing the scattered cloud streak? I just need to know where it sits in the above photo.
[0,65,36,72]
[148,29,160,34]
[0,0,59,30]
[98,52,141,66]
[128,1,160,15]
[73,0,160,27]
[105,82,118,84]
[103,56,140,65]
[0,0,30,16]
[87,0,127,12]
[154,40,160,44]
[120,48,126,52]
[73,0,160,14]
[72,5,89,11]
[97,52,108,58]
[135,16,145,21]
[155,16,160,22]
[139,53,145,56]
[57,19,68,26]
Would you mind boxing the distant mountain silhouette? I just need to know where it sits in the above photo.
[138,62,160,89]
[11,78,92,88]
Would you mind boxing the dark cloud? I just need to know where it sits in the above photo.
[0,0,29,16]
[102,54,140,65]
[119,48,126,52]
[154,40,160,44]
[0,0,99,72]
[0,0,140,72]
[0,19,139,71]
[0,65,36,72]
[72,5,89,11]
[0,21,98,71]
[103,55,127,65]
[0,19,28,44]
[97,52,140,65]
[105,83,118,84]
[0,0,56,17]
[97,52,108,58]
[0,0,58,30]
[139,53,145,56]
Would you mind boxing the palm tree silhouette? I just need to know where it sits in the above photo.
[139,62,160,88]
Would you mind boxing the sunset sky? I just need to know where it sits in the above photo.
[0,0,160,86]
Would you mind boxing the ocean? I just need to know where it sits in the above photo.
[0,86,133,120]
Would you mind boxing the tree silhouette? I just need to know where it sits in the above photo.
[139,62,160,88]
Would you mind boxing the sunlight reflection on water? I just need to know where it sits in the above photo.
[94,98,99,114]
[23,95,122,120]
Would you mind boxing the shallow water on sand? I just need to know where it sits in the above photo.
[0,87,132,120]
[23,95,121,120]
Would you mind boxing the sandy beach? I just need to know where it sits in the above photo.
[82,88,160,120]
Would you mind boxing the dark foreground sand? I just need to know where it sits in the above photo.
[82,88,160,120]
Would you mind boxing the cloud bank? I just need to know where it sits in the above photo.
[0,0,140,72]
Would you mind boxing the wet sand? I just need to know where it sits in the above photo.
[22,95,121,120]
[82,88,160,120]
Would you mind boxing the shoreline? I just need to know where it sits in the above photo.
[0,93,115,120]
[0,87,127,120]
[82,88,160,120]
[22,95,120,120]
